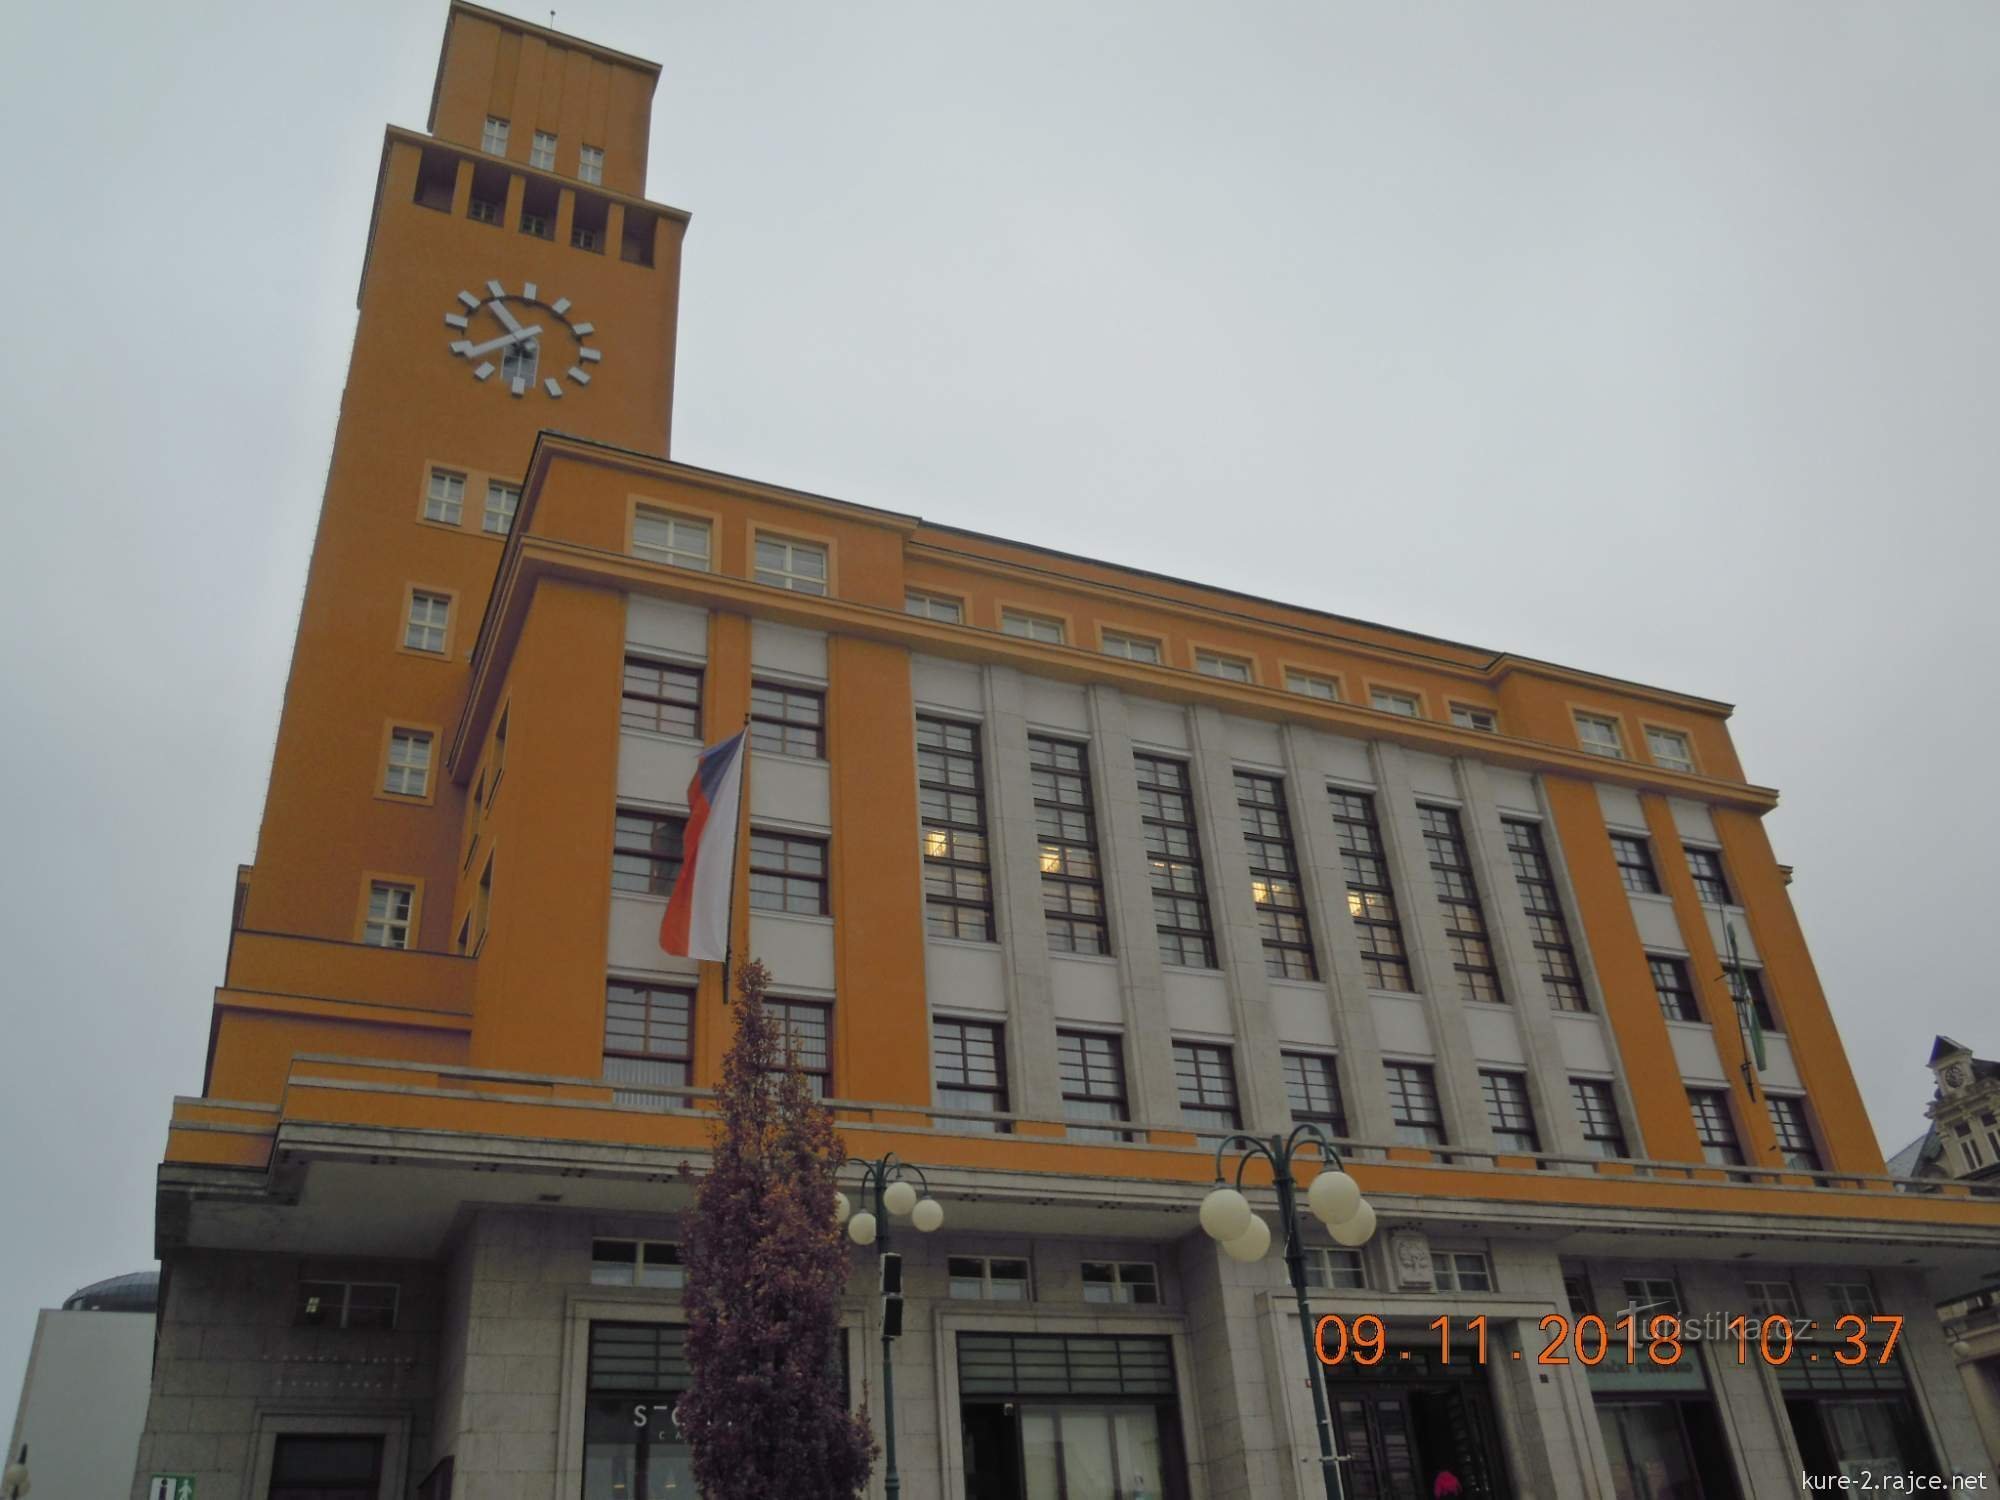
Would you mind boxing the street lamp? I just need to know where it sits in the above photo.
[842,1153,943,1500]
[2,1445,27,1500]
[1201,1126,1378,1500]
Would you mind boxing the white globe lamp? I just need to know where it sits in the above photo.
[1328,1199,1377,1248]
[911,1197,944,1233]
[883,1179,918,1217]
[1307,1169,1361,1227]
[1222,1214,1272,1262]
[1199,1186,1253,1243]
[847,1211,878,1246]
[833,1190,851,1225]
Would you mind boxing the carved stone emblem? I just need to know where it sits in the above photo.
[1390,1228,1434,1289]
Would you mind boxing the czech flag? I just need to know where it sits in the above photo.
[658,729,748,961]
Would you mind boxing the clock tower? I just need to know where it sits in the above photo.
[236,1,686,951]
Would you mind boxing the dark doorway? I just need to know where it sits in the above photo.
[266,1434,383,1500]
[964,1403,1025,1500]
[1786,1394,1939,1486]
[1326,1352,1511,1499]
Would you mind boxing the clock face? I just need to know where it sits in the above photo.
[1944,1063,1968,1089]
[443,278,602,398]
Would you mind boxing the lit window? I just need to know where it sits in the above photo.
[932,1017,1009,1133]
[362,882,415,948]
[484,481,520,535]
[1386,1062,1446,1148]
[1480,1070,1540,1154]
[481,116,509,155]
[1081,1261,1158,1305]
[948,1256,1029,1300]
[1238,772,1316,979]
[591,1239,685,1288]
[917,716,993,941]
[1195,649,1253,683]
[1430,1252,1493,1294]
[1609,834,1660,894]
[1767,1094,1821,1171]
[384,729,432,797]
[425,468,465,525]
[1371,689,1421,717]
[750,681,825,759]
[632,507,711,570]
[1573,712,1625,758]
[905,589,963,623]
[295,1280,399,1330]
[755,536,828,595]
[1102,631,1162,663]
[1286,670,1340,701]
[1450,703,1497,732]
[1000,609,1065,644]
[1031,736,1108,955]
[603,982,692,1108]
[1685,846,1733,905]
[579,145,604,184]
[1645,727,1695,773]
[530,131,557,170]
[749,830,828,916]
[1688,1089,1744,1166]
[1303,1247,1367,1291]
[1330,790,1404,990]
[404,591,450,653]
[1570,1078,1628,1158]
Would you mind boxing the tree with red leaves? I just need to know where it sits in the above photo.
[678,959,874,1499]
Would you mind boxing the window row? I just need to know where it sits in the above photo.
[481,116,606,183]
[604,982,830,1102]
[613,809,828,917]
[620,656,827,759]
[1572,710,1697,774]
[1608,828,1737,906]
[424,466,519,534]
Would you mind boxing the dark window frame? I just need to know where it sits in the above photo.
[1174,1040,1241,1138]
[603,980,694,1108]
[1385,1061,1447,1147]
[612,808,685,896]
[1570,1077,1629,1158]
[768,998,833,1098]
[1282,1051,1348,1136]
[1480,1069,1541,1154]
[1134,754,1217,969]
[1609,833,1662,895]
[1724,962,1780,1032]
[1688,1088,1744,1166]
[747,828,829,916]
[1029,735,1110,956]
[1767,1093,1822,1171]
[917,716,995,942]
[1419,804,1503,1003]
[1235,771,1318,980]
[1057,1029,1130,1142]
[1649,954,1701,1022]
[1503,819,1588,1011]
[933,1016,1010,1132]
[1685,845,1734,905]
[749,679,826,759]
[621,655,703,738]
[1330,789,1410,991]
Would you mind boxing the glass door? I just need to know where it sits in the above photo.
[1596,1401,1700,1500]
[1018,1404,1169,1500]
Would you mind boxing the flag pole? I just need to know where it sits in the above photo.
[1724,920,1763,1101]
[721,712,751,1005]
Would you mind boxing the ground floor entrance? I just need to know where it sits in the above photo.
[1588,1352,1741,1500]
[1324,1350,1510,1499]
[1779,1353,1940,1485]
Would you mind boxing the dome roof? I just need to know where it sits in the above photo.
[62,1268,159,1313]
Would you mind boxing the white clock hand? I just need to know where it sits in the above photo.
[487,300,526,335]
[459,324,544,358]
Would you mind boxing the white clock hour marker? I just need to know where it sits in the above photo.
[457,290,480,310]
[569,321,595,337]
[567,366,590,386]
[523,282,538,301]
[543,377,563,397]
[551,297,571,316]
[578,348,602,363]
[450,339,473,355]
[486,278,508,298]
[473,363,495,381]
[444,313,469,329]
[510,377,526,397]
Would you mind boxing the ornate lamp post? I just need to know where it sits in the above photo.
[1200,1126,1378,1500]
[840,1153,943,1500]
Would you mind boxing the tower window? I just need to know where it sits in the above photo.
[413,146,457,212]
[932,1017,1009,1132]
[530,131,557,170]
[621,206,656,266]
[1173,1041,1240,1143]
[1286,670,1340,701]
[1645,726,1695,773]
[571,192,608,252]
[1030,735,1109,956]
[1386,1062,1447,1147]
[1480,1070,1540,1154]
[467,162,508,226]
[384,729,432,798]
[363,882,415,949]
[483,481,520,536]
[404,591,450,653]
[580,144,605,184]
[424,468,464,525]
[500,336,538,387]
[520,177,558,240]
[481,116,509,155]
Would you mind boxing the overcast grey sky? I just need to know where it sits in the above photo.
[4,0,1996,1425]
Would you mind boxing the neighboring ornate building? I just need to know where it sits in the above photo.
[128,6,2000,1498]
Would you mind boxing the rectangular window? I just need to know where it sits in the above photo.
[1283,1052,1348,1135]
[1431,1252,1494,1294]
[572,223,602,253]
[1574,711,1625,758]
[1570,1078,1628,1158]
[481,116,509,154]
[1000,608,1065,644]
[530,130,557,169]
[1645,727,1695,773]
[754,536,828,594]
[520,210,552,240]
[468,195,501,225]
[579,144,604,184]
[1081,1262,1158,1306]
[1688,1089,1744,1166]
[1649,955,1700,1022]
[1030,736,1108,955]
[1419,804,1502,1003]
[1102,630,1162,663]
[1174,1041,1240,1141]
[948,1256,1030,1301]
[749,680,826,758]
[613,809,685,896]
[1135,754,1215,968]
[1725,963,1780,1032]
[384,728,433,797]
[1303,1247,1367,1291]
[1286,670,1340,701]
[1236,771,1316,979]
[1480,1070,1540,1154]
[405,590,450,653]
[1371,688,1421,717]
[748,830,827,916]
[475,854,493,948]
[1685,846,1733,905]
[933,1017,1009,1132]
[1450,704,1498,733]
[767,999,831,1098]
[1610,833,1661,894]
[1826,1282,1877,1317]
[1621,1277,1682,1318]
[621,656,702,738]
[1503,819,1587,1011]
[604,981,693,1108]
[632,507,711,570]
[483,481,520,535]
[1330,789,1409,991]
[425,467,465,524]
[590,1239,684,1289]
[1386,1062,1446,1148]
[362,882,415,948]
[1195,649,1253,682]
[904,589,963,623]
[1745,1280,1802,1320]
[1057,1030,1129,1142]
[294,1281,400,1330]
[917,717,993,941]
[1767,1094,1821,1171]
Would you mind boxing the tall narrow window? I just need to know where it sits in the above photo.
[612,809,685,896]
[1724,964,1780,1032]
[1174,1042,1239,1140]
[1503,819,1587,1012]
[1645,727,1695,773]
[1609,834,1660,894]
[767,1000,832,1097]
[999,609,1065,644]
[1685,846,1733,905]
[1767,1094,1821,1171]
[1057,1030,1129,1142]
[1385,1062,1446,1147]
[363,882,415,948]
[1282,1052,1347,1135]
[1135,754,1215,968]
[632,508,711,570]
[748,831,828,916]
[917,717,993,941]
[1573,712,1625,758]
[425,467,465,525]
[1330,790,1409,991]
[1480,1070,1540,1154]
[1236,771,1316,979]
[1419,805,1501,1002]
[932,1018,1008,1133]
[483,481,520,535]
[405,591,450,653]
[579,144,604,184]
[1570,1078,1628,1158]
[621,657,702,737]
[1649,955,1700,1022]
[754,536,828,594]
[481,116,509,154]
[1195,649,1253,682]
[604,982,693,1109]
[529,130,557,169]
[384,728,433,797]
[1688,1089,1744,1166]
[749,681,826,758]
[1030,736,1108,955]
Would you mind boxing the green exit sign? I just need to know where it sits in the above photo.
[148,1477,195,1500]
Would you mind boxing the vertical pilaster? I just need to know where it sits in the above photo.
[981,665,1061,1118]
[1677,1261,1800,1496]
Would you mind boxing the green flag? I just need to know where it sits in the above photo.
[1725,922,1767,1073]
